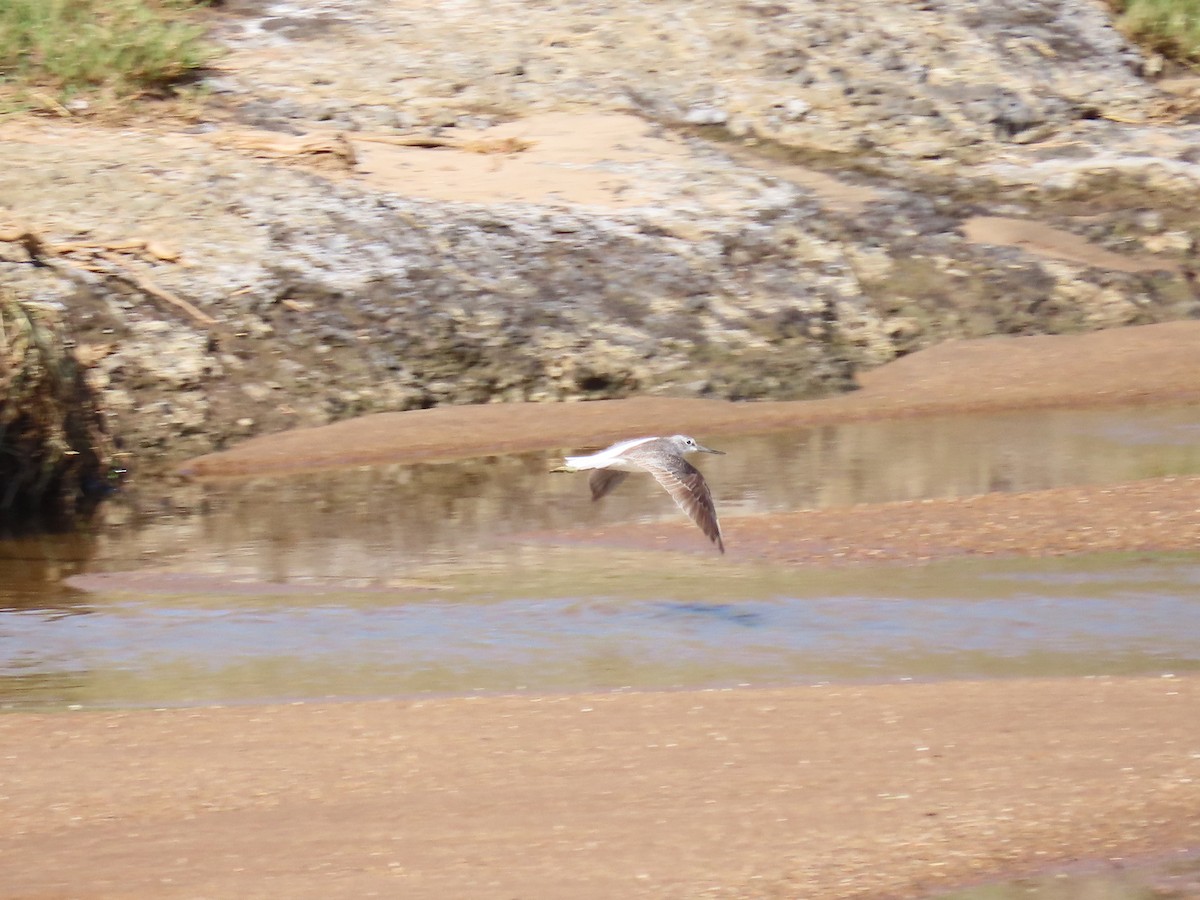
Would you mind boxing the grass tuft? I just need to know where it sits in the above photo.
[0,0,216,108]
[1110,0,1200,62]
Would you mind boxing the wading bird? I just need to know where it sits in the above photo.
[552,435,726,552]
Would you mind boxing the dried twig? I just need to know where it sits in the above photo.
[351,133,534,154]
[96,251,217,326]
[0,224,215,327]
[1100,96,1200,126]
[209,130,357,165]
[211,128,534,163]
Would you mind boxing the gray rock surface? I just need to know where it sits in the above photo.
[1,0,1198,469]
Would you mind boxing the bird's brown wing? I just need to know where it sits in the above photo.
[588,469,629,501]
[638,456,724,552]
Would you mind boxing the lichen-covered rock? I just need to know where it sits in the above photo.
[1,0,1199,470]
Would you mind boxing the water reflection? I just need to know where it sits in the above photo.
[0,533,96,614]
[0,403,1197,708]
[70,403,1200,582]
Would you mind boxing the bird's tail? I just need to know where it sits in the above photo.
[563,454,600,469]
[552,453,599,472]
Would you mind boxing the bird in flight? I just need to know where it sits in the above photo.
[552,435,726,552]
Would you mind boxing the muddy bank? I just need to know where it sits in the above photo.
[179,320,1200,477]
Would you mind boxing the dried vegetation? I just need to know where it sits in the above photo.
[0,292,117,529]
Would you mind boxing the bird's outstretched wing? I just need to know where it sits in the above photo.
[636,455,724,553]
[588,469,629,501]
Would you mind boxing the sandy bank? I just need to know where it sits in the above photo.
[2,677,1198,899]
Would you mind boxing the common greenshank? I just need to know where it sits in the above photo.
[552,435,726,552]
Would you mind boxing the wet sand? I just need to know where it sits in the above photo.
[3,678,1198,899]
[551,473,1200,563]
[4,322,1200,899]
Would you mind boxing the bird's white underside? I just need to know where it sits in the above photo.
[563,436,658,471]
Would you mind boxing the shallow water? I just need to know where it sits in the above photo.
[1,404,1198,709]
[931,848,1200,899]
[3,551,1199,708]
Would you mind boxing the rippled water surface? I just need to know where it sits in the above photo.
[2,404,1198,708]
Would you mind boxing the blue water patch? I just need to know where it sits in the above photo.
[3,554,1199,708]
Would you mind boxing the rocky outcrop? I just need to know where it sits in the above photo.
[1,0,1198,470]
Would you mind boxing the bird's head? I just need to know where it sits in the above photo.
[673,435,725,455]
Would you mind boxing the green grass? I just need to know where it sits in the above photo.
[1112,0,1200,62]
[0,0,215,105]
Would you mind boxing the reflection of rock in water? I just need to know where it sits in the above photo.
[0,527,98,608]
[69,405,1200,586]
[0,294,119,532]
